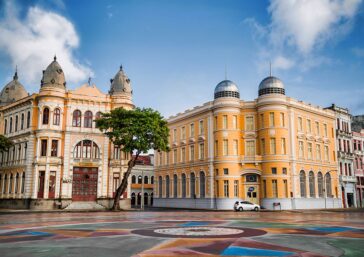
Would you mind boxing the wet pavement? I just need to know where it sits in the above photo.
[0,209,363,256]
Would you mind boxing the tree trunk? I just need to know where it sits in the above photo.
[112,153,138,210]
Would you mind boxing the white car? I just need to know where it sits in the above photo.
[234,201,260,211]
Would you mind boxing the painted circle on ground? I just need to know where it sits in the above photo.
[131,226,266,238]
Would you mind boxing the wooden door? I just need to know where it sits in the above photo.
[72,167,98,201]
[38,171,45,198]
[48,172,56,199]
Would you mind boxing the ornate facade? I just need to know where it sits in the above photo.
[154,76,342,210]
[0,57,134,209]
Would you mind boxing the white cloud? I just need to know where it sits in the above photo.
[352,47,364,58]
[0,2,92,91]
[269,0,362,54]
[272,55,295,70]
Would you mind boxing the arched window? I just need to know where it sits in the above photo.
[95,112,101,120]
[300,170,306,197]
[21,113,24,130]
[182,174,186,198]
[138,175,142,184]
[84,111,93,128]
[27,111,31,128]
[173,174,178,198]
[9,117,13,133]
[200,171,205,198]
[15,173,19,194]
[53,108,61,125]
[318,172,323,197]
[4,119,7,134]
[72,110,81,127]
[190,173,196,198]
[325,173,332,197]
[4,174,8,194]
[21,172,25,193]
[15,115,18,132]
[131,175,136,184]
[43,108,49,124]
[144,176,148,184]
[158,176,163,197]
[309,171,315,197]
[151,176,154,184]
[166,175,170,198]
[73,140,100,159]
[9,174,13,193]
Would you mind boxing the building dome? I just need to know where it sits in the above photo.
[0,71,28,106]
[41,56,66,89]
[109,65,132,95]
[258,76,285,96]
[214,80,240,99]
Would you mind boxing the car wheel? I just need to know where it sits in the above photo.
[238,207,243,212]
[254,207,259,212]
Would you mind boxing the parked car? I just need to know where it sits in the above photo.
[234,201,260,211]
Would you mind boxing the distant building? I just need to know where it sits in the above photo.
[352,115,364,133]
[353,130,364,207]
[154,76,342,210]
[326,104,357,208]
[130,154,154,207]
[0,57,134,210]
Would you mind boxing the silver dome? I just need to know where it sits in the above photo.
[109,65,132,95]
[214,80,240,99]
[258,76,285,96]
[41,56,66,89]
[0,71,28,106]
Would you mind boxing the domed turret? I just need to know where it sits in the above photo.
[214,80,240,99]
[40,56,66,89]
[109,65,132,95]
[0,70,28,106]
[258,76,285,96]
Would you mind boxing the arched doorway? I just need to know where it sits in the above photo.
[144,192,148,205]
[137,192,141,205]
[150,193,154,206]
[131,192,136,206]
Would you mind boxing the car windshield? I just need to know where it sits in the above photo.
[234,201,239,204]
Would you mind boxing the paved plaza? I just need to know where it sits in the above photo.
[0,209,363,257]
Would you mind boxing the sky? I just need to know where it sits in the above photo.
[0,0,363,117]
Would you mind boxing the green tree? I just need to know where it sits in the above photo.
[96,107,169,210]
[0,135,13,152]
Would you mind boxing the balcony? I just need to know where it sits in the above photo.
[241,155,262,165]
[340,175,357,183]
[337,151,354,160]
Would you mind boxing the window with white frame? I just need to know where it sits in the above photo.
[245,116,254,131]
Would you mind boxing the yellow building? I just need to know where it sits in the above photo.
[154,76,342,210]
[0,57,133,210]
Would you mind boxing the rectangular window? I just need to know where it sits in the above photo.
[261,139,265,155]
[166,152,169,165]
[113,146,120,159]
[189,145,195,161]
[223,168,229,175]
[181,126,186,140]
[280,113,285,127]
[159,152,162,165]
[324,124,328,137]
[199,143,204,159]
[51,140,58,157]
[272,180,278,198]
[41,139,47,156]
[271,167,277,174]
[324,146,329,161]
[234,180,238,197]
[315,121,320,135]
[263,180,267,198]
[181,147,186,162]
[269,112,275,127]
[270,138,276,154]
[215,140,218,156]
[245,116,254,131]
[299,141,304,158]
[298,117,303,131]
[283,179,288,198]
[260,114,264,128]
[281,138,286,155]
[223,139,228,156]
[173,129,177,142]
[233,140,238,155]
[173,149,177,164]
[224,180,229,197]
[316,144,321,160]
[214,116,218,130]
[190,123,194,137]
[307,119,312,133]
[246,140,255,156]
[232,115,237,129]
[223,115,228,129]
[282,167,287,174]
[308,143,313,159]
[198,120,204,135]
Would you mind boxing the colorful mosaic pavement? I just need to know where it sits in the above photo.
[0,210,363,256]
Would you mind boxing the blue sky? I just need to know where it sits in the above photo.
[0,0,363,116]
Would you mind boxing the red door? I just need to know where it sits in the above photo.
[48,172,56,199]
[72,167,98,201]
[38,171,45,198]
